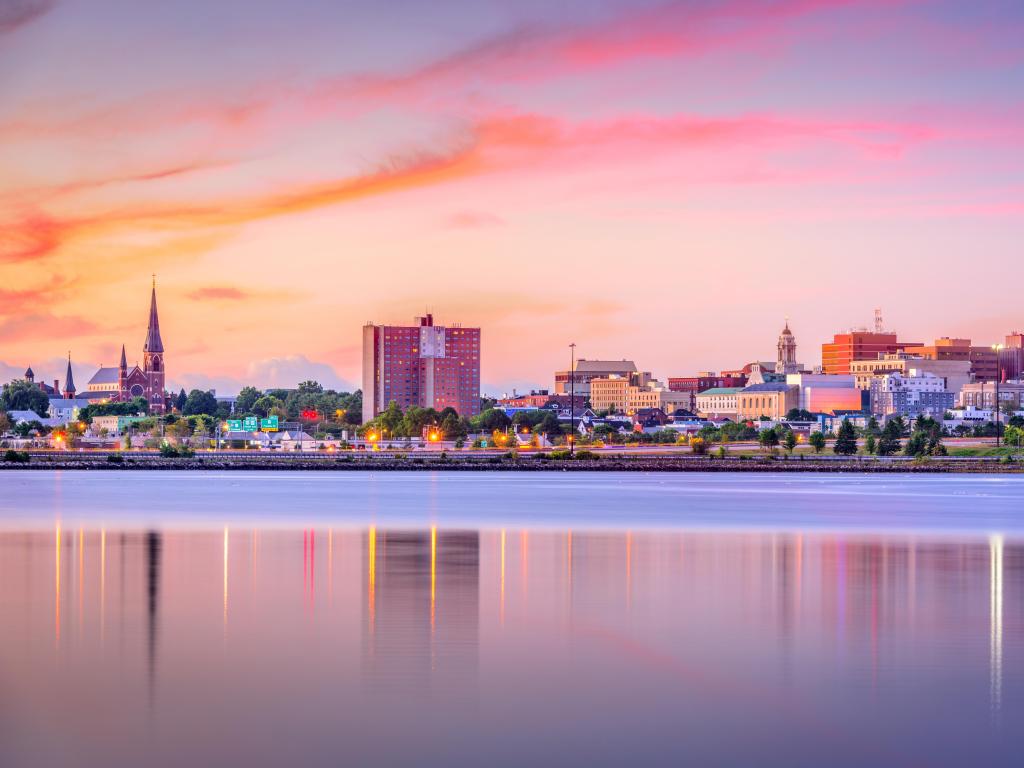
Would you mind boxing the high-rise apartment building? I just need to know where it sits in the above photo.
[362,314,481,422]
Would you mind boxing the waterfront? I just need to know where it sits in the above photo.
[0,472,1021,766]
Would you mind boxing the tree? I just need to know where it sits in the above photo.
[758,428,779,452]
[475,408,511,433]
[809,431,826,453]
[876,419,902,456]
[252,396,284,417]
[864,434,877,455]
[175,388,187,412]
[785,408,815,421]
[783,430,797,454]
[0,379,50,417]
[0,411,11,435]
[182,389,219,417]
[833,420,858,455]
[297,380,323,394]
[235,386,261,414]
[864,416,881,437]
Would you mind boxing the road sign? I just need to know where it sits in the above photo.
[260,416,279,432]
[226,419,243,432]
[243,416,259,431]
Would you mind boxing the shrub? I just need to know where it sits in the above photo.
[3,449,30,464]
[106,454,124,464]
[159,444,195,458]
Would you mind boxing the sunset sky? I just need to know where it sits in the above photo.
[2,0,1022,395]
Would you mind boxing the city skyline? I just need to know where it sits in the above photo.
[2,0,1023,394]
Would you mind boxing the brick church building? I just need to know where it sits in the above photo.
[82,279,170,412]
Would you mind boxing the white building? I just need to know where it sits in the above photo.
[869,371,953,418]
[695,387,741,418]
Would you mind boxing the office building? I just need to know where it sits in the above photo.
[901,337,997,381]
[822,331,901,375]
[554,359,637,397]
[736,383,799,421]
[785,373,862,415]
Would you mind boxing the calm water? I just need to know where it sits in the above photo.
[0,471,1021,767]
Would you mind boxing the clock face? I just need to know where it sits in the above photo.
[130,384,145,397]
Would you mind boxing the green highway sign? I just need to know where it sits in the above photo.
[243,416,259,431]
[260,416,279,432]
[226,419,243,432]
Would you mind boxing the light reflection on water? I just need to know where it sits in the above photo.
[0,472,1021,766]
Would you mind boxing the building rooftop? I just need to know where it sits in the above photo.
[742,383,794,393]
[87,366,120,386]
[697,387,743,396]
[572,359,637,373]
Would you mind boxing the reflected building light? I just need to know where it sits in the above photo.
[328,529,333,604]
[223,526,229,635]
[626,531,632,609]
[500,529,506,626]
[100,529,106,647]
[795,534,803,621]
[521,531,529,604]
[990,534,1004,720]
[368,526,376,632]
[431,525,437,632]
[309,530,315,611]
[78,528,84,637]
[55,523,61,649]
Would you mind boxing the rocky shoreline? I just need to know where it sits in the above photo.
[2,452,1021,473]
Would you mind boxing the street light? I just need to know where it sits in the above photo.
[569,342,576,457]
[993,343,1004,447]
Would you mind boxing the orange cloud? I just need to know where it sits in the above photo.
[0,313,99,344]
[0,107,949,266]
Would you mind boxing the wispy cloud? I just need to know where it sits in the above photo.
[445,210,505,229]
[0,0,55,36]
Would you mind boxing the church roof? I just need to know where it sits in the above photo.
[144,281,164,354]
[24,366,34,378]
[88,367,120,386]
[64,355,76,393]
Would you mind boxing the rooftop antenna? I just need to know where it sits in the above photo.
[874,308,884,333]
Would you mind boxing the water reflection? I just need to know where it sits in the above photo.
[0,527,1021,766]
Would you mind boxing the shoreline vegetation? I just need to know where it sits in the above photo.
[3,451,1022,473]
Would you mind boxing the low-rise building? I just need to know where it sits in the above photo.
[695,387,742,419]
[850,354,972,393]
[785,373,862,415]
[47,398,92,424]
[959,380,1024,411]
[89,415,149,435]
[869,371,954,418]
[736,383,799,421]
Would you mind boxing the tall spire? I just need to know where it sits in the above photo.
[144,275,164,354]
[120,343,128,371]
[63,352,76,398]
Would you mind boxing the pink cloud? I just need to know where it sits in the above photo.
[445,210,505,229]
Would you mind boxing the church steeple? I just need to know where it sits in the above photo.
[63,352,76,399]
[120,343,128,372]
[144,275,164,354]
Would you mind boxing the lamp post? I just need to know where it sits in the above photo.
[569,342,576,457]
[993,343,1004,446]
